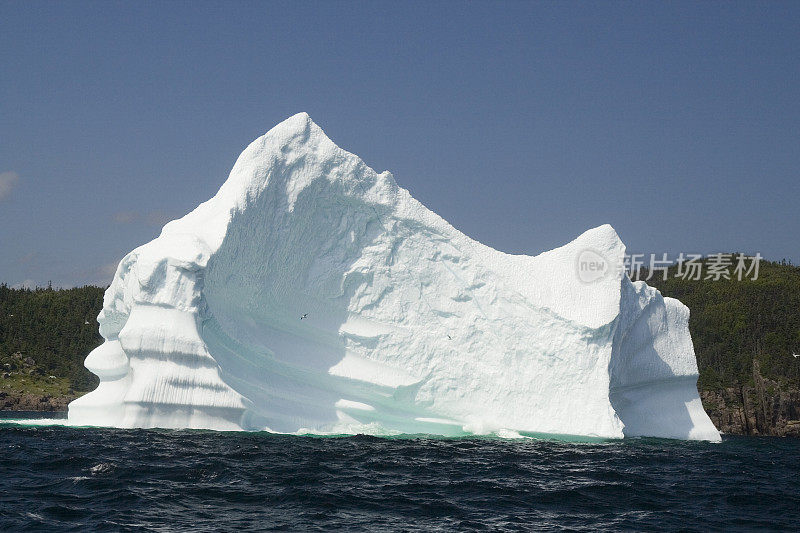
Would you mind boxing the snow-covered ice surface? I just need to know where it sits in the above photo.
[68,113,720,441]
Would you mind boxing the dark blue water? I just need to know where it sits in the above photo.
[1,414,798,531]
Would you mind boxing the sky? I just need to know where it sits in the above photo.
[1,1,798,288]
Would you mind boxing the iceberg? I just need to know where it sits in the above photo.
[68,113,720,441]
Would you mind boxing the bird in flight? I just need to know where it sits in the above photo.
[793,352,799,358]
[300,313,308,320]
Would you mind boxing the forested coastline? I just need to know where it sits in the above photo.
[0,284,102,411]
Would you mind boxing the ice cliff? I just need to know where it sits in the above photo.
[68,113,720,441]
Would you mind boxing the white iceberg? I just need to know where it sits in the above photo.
[68,113,720,441]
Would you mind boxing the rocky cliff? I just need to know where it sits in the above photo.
[700,361,800,437]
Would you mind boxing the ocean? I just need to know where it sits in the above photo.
[1,413,798,532]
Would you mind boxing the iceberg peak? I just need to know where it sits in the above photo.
[263,111,318,147]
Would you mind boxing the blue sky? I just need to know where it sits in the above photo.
[1,1,798,287]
